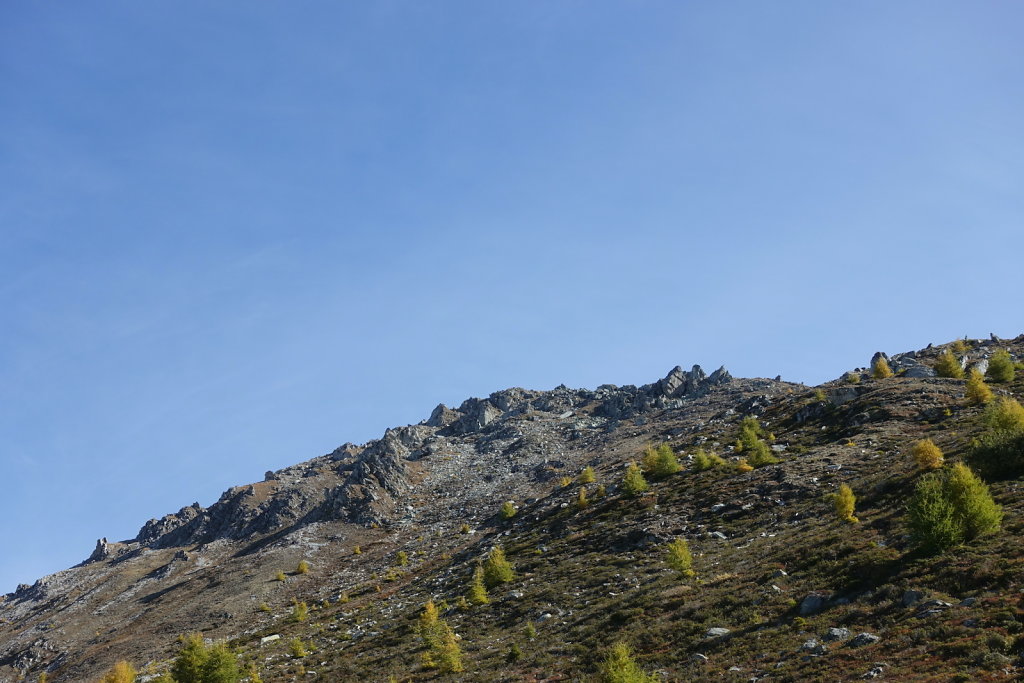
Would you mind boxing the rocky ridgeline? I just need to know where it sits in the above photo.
[79,364,733,559]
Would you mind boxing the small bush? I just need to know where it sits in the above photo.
[483,546,515,588]
[290,600,309,623]
[965,368,994,406]
[692,448,726,471]
[467,564,489,605]
[99,661,137,683]
[289,638,309,658]
[296,560,310,575]
[499,501,517,520]
[507,643,523,663]
[984,397,1024,432]
[746,439,779,467]
[524,623,537,639]
[395,551,409,567]
[970,429,1024,480]
[908,463,1002,553]
[736,417,764,450]
[665,538,695,578]
[419,602,462,673]
[274,571,286,582]
[872,356,894,379]
[576,487,589,510]
[258,602,271,613]
[907,473,963,554]
[935,349,965,379]
[171,634,240,683]
[599,642,658,683]
[970,400,1024,478]
[947,462,1003,539]
[987,349,1015,383]
[621,463,649,498]
[830,484,858,523]
[735,459,754,473]
[459,523,471,534]
[353,545,362,555]
[641,444,681,480]
[579,466,596,484]
[560,476,573,487]
[912,439,944,470]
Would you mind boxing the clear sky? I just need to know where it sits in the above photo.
[2,2,1022,592]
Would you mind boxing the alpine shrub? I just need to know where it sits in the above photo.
[482,546,514,588]
[467,564,489,605]
[911,439,944,470]
[621,463,649,498]
[579,466,596,484]
[871,356,894,379]
[965,368,993,406]
[692,448,726,471]
[983,397,1024,433]
[99,661,137,683]
[665,538,695,578]
[987,349,1015,383]
[935,349,965,379]
[907,464,1002,553]
[830,484,858,523]
[599,642,658,683]
[641,444,681,480]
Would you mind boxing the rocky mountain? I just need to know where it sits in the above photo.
[2,335,1023,682]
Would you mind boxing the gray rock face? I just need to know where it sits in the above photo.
[597,364,733,420]
[828,387,862,406]
[426,403,459,428]
[136,503,206,547]
[902,364,936,378]
[452,398,503,434]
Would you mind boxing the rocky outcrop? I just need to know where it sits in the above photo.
[597,364,732,420]
[122,363,733,547]
[84,538,128,563]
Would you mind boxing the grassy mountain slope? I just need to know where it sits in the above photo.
[2,336,1023,682]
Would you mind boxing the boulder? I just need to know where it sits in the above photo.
[799,592,830,616]
[901,590,923,607]
[849,632,881,647]
[823,627,850,642]
[800,638,827,655]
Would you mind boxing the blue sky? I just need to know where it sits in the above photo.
[2,2,1022,592]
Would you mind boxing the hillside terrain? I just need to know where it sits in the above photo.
[2,335,1024,682]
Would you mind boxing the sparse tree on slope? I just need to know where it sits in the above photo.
[621,462,649,497]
